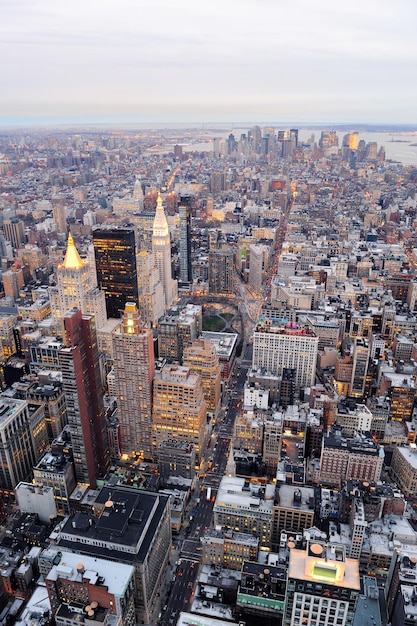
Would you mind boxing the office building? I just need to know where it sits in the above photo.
[252,318,318,390]
[157,441,196,481]
[27,376,67,442]
[213,476,275,548]
[271,485,315,552]
[93,225,139,318]
[201,529,259,570]
[50,233,107,333]
[152,193,177,311]
[158,304,202,362]
[178,195,192,285]
[152,363,207,461]
[283,541,360,626]
[33,449,76,515]
[44,549,136,626]
[112,302,155,460]
[14,482,57,523]
[183,338,221,419]
[391,445,417,498]
[54,486,171,624]
[136,250,165,326]
[2,217,25,250]
[52,196,67,234]
[157,312,181,361]
[59,309,109,487]
[318,428,384,487]
[249,243,270,295]
[0,396,47,501]
[208,246,234,295]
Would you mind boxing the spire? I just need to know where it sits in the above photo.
[62,233,84,269]
[152,192,169,238]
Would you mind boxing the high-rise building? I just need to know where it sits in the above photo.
[152,193,177,311]
[152,363,207,461]
[350,337,370,398]
[252,319,318,391]
[2,217,25,250]
[178,195,192,285]
[93,225,139,318]
[59,309,109,487]
[52,196,67,234]
[49,233,107,333]
[52,486,171,624]
[208,245,234,295]
[183,338,221,420]
[112,302,155,460]
[136,250,165,326]
[283,541,360,626]
[0,396,48,501]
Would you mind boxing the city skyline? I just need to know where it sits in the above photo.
[1,0,417,127]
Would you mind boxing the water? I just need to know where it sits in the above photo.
[298,129,417,165]
[185,128,417,166]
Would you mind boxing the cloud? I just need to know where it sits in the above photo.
[1,0,416,123]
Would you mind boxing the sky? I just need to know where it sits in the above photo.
[1,0,417,126]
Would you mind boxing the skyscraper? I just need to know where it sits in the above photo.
[152,363,207,461]
[59,308,109,487]
[93,225,139,318]
[152,193,177,311]
[136,250,165,326]
[178,195,192,285]
[2,217,25,250]
[112,302,155,460]
[49,233,107,333]
[208,245,234,295]
[183,338,221,420]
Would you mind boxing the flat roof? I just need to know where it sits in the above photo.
[202,332,238,358]
[288,546,360,590]
[58,486,170,564]
[46,549,134,595]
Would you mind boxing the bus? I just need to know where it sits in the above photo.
[206,487,212,502]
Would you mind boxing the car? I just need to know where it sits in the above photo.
[178,571,183,577]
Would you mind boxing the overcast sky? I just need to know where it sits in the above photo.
[1,0,416,126]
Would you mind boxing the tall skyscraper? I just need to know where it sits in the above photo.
[49,233,107,333]
[152,363,207,461]
[93,225,139,318]
[152,193,177,310]
[136,250,165,326]
[178,195,192,285]
[59,308,109,487]
[112,302,155,460]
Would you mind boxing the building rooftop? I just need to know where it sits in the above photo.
[57,486,170,563]
[46,549,134,596]
[288,541,360,590]
[201,331,238,358]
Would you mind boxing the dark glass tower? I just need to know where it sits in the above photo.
[92,225,138,318]
[179,195,192,285]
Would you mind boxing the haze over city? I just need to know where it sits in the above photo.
[2,0,417,127]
